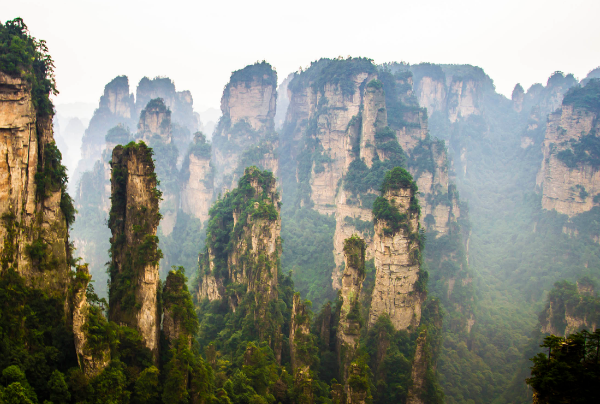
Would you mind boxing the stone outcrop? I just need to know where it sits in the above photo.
[540,278,599,337]
[512,83,525,113]
[212,62,278,193]
[406,331,428,404]
[197,167,281,343]
[72,264,110,377]
[368,171,425,330]
[337,236,366,398]
[537,100,600,217]
[181,132,213,223]
[135,98,178,236]
[135,76,199,134]
[108,142,162,363]
[0,71,72,294]
[137,98,172,144]
[290,293,314,404]
[75,76,135,182]
[162,268,195,346]
[285,67,375,213]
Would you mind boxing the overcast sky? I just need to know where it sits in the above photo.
[4,0,599,112]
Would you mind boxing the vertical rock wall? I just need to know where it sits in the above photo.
[337,236,366,397]
[75,76,135,181]
[0,71,71,294]
[108,142,162,362]
[72,264,110,376]
[368,175,425,330]
[197,167,281,346]
[290,293,314,404]
[181,132,214,223]
[537,103,600,217]
[212,63,279,193]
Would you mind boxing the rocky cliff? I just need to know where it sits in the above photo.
[368,168,425,330]
[136,98,179,236]
[539,278,599,337]
[212,62,278,192]
[536,80,600,218]
[0,71,73,294]
[290,293,314,404]
[196,167,281,344]
[75,76,135,182]
[108,142,162,362]
[337,236,367,399]
[162,267,198,346]
[135,76,199,155]
[180,132,214,223]
[410,64,491,123]
[137,98,172,144]
[72,264,110,376]
[282,61,467,296]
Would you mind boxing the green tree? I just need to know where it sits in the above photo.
[133,366,160,404]
[47,371,69,404]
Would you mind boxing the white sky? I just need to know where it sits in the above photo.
[4,0,600,112]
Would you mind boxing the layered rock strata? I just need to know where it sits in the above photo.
[212,62,278,192]
[0,71,71,294]
[108,142,162,362]
[181,132,213,223]
[290,293,314,404]
[337,236,367,398]
[197,167,281,343]
[137,98,178,236]
[75,76,135,181]
[368,174,425,330]
[72,264,110,376]
[537,94,600,217]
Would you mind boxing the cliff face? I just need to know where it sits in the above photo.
[135,76,199,134]
[197,167,281,343]
[181,132,214,223]
[136,98,178,236]
[337,236,366,397]
[72,264,110,376]
[138,98,172,144]
[411,64,489,123]
[539,279,599,337]
[76,76,135,181]
[368,171,425,330]
[212,62,278,193]
[286,69,374,213]
[0,71,72,294]
[108,142,162,362]
[162,267,197,347]
[536,83,600,217]
[290,293,314,404]
[284,62,466,297]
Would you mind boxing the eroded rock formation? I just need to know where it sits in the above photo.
[337,236,367,399]
[197,167,281,345]
[539,278,599,337]
[181,132,213,223]
[0,71,72,294]
[72,264,110,376]
[212,62,278,192]
[368,170,425,330]
[108,142,162,362]
[75,76,135,181]
[290,293,314,404]
[537,81,600,217]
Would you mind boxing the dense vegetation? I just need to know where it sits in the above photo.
[0,18,57,116]
[527,330,600,403]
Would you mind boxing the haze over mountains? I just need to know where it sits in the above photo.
[1,4,599,404]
